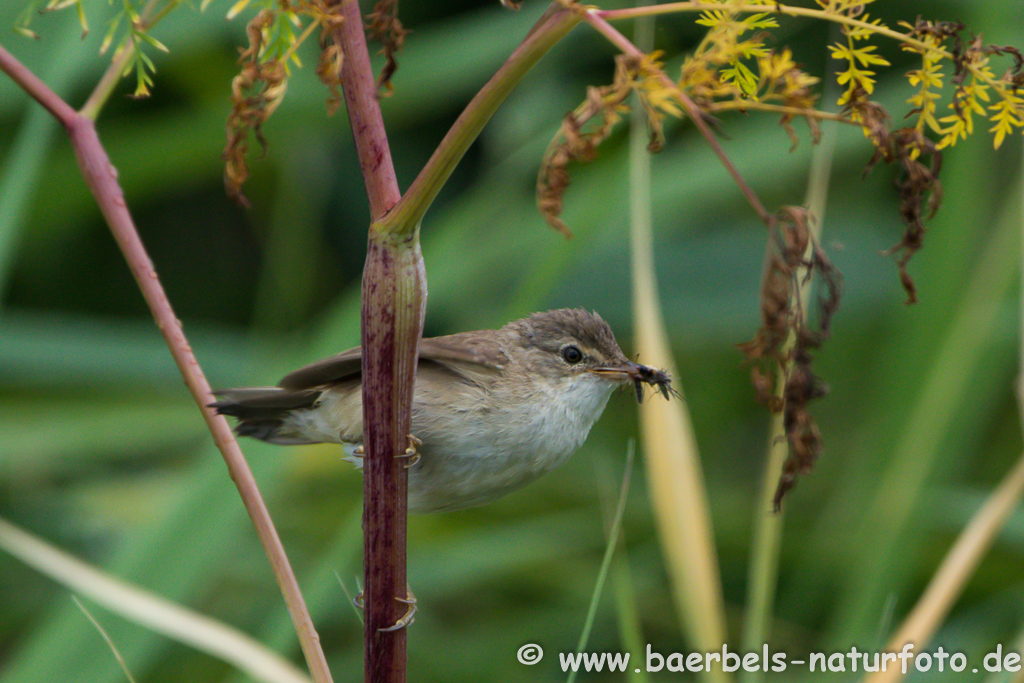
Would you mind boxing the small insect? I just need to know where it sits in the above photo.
[632,363,680,403]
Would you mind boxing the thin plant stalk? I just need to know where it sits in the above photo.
[739,92,837,682]
[628,16,729,682]
[566,443,635,683]
[383,4,580,234]
[739,407,787,681]
[0,518,309,683]
[72,597,139,683]
[610,553,650,683]
[79,0,162,120]
[0,42,333,683]
[864,451,1024,683]
[330,7,588,677]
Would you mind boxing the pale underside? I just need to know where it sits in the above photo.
[214,311,635,512]
[278,361,618,512]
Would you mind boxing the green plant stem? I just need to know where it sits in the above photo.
[739,100,836,683]
[611,552,649,683]
[0,42,333,683]
[739,409,787,680]
[567,444,635,683]
[383,4,581,235]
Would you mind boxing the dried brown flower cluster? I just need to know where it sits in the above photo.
[365,0,408,95]
[538,52,673,237]
[224,0,347,204]
[738,207,841,510]
[224,9,289,206]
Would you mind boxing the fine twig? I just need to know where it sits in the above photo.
[584,8,771,225]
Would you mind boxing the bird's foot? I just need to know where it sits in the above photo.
[397,435,422,468]
[349,437,419,468]
[352,585,418,632]
[379,584,417,632]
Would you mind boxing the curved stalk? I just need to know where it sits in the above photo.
[0,41,334,683]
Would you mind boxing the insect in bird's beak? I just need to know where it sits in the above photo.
[579,362,678,402]
[626,362,679,403]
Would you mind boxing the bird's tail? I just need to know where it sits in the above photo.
[210,387,322,444]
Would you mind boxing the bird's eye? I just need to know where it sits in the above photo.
[561,345,584,364]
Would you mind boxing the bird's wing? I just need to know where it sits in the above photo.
[277,331,508,391]
[278,347,363,390]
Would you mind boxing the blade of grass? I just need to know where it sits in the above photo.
[628,13,728,682]
[0,16,82,303]
[611,549,651,683]
[567,442,635,683]
[864,451,1024,683]
[596,443,651,683]
[71,596,139,683]
[0,516,312,683]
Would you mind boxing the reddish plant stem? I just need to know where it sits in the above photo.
[0,43,77,122]
[337,0,402,218]
[0,41,334,683]
[358,227,425,683]
[331,2,422,682]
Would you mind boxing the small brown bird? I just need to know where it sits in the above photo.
[213,309,674,512]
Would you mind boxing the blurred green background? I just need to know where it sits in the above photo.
[2,0,1023,681]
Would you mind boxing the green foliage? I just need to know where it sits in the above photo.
[15,0,88,39]
[102,0,173,98]
[17,0,182,97]
[1,1,1023,683]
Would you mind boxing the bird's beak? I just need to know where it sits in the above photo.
[588,361,642,383]
[589,361,677,402]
